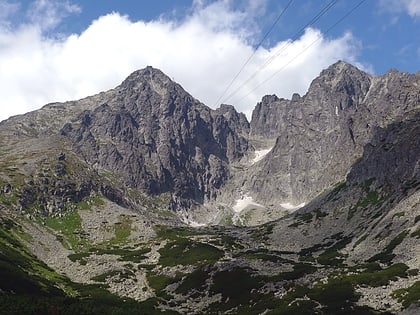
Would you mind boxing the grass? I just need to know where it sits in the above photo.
[44,210,88,250]
[0,218,175,314]
[111,215,132,244]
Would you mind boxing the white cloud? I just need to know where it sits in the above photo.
[27,0,81,31]
[0,0,364,122]
[379,0,420,17]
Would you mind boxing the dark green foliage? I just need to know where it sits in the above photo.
[346,263,408,287]
[328,182,347,201]
[155,225,203,240]
[269,263,317,282]
[209,267,264,312]
[90,247,151,263]
[211,267,259,300]
[147,274,177,294]
[308,279,359,312]
[158,238,223,266]
[67,252,90,264]
[90,269,135,282]
[393,281,420,308]
[236,248,293,263]
[289,212,313,227]
[175,268,208,294]
[348,178,384,220]
[411,227,420,238]
[368,231,409,264]
[0,294,176,315]
[316,235,352,266]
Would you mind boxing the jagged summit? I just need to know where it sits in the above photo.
[0,61,419,314]
[120,66,176,91]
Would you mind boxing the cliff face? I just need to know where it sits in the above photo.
[247,61,420,206]
[0,62,419,314]
[1,67,249,211]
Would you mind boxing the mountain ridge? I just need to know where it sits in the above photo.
[0,61,419,314]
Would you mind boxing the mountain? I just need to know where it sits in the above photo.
[0,61,419,314]
[246,61,419,208]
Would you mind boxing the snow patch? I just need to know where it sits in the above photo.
[251,147,273,164]
[232,194,263,213]
[280,202,306,210]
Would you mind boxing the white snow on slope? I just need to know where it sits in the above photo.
[280,202,306,210]
[251,147,273,164]
[232,194,263,213]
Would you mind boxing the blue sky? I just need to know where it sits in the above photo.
[0,0,419,121]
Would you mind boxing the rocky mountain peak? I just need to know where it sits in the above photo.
[245,61,419,211]
[121,66,173,89]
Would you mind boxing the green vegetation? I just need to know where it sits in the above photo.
[393,281,420,308]
[158,238,223,267]
[44,210,87,250]
[111,215,132,244]
[327,181,347,201]
[91,269,135,283]
[316,236,352,267]
[411,227,420,238]
[0,218,178,314]
[393,211,405,218]
[274,263,317,281]
[209,267,264,312]
[67,252,90,265]
[289,212,313,227]
[346,263,409,287]
[175,268,208,295]
[237,249,291,263]
[368,231,409,264]
[348,178,384,220]
[90,247,151,263]
[354,233,368,248]
[155,225,203,240]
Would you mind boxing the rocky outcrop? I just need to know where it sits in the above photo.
[3,67,249,211]
[246,61,420,206]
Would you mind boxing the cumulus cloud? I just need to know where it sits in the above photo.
[0,0,365,122]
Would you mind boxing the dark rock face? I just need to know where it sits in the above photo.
[60,67,249,209]
[347,111,420,194]
[248,61,420,205]
[1,61,418,217]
